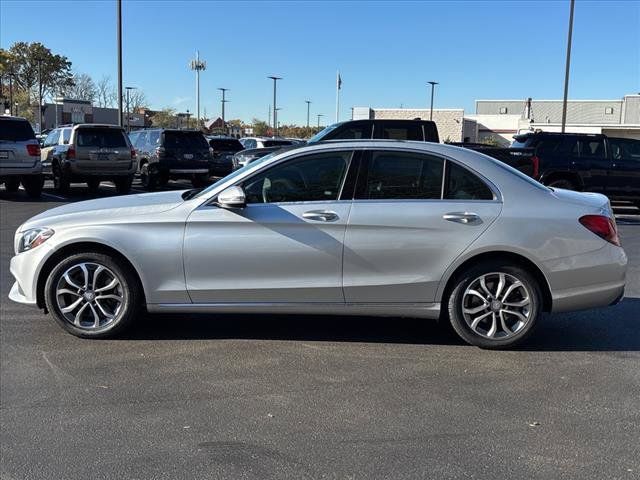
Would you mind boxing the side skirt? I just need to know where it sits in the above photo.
[146,302,441,319]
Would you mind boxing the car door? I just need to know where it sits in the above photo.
[343,149,502,303]
[575,136,609,193]
[608,138,640,198]
[40,129,60,164]
[183,150,356,303]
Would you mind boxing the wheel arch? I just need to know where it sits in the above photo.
[36,241,146,310]
[438,250,553,313]
[540,170,583,190]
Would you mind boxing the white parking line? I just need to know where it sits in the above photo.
[41,192,69,201]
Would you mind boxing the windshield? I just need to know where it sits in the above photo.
[192,151,280,199]
[307,123,340,143]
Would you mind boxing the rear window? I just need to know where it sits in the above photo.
[263,140,293,147]
[209,139,243,152]
[76,128,128,148]
[163,131,209,149]
[0,119,36,142]
[511,135,534,148]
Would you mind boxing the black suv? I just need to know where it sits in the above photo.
[512,132,640,206]
[232,119,440,170]
[129,129,213,190]
[206,136,244,176]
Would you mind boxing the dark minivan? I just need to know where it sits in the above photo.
[129,129,213,190]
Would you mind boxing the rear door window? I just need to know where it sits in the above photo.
[374,122,423,141]
[356,151,444,200]
[611,139,640,162]
[327,122,373,140]
[578,138,605,158]
[0,119,36,141]
[444,162,494,200]
[76,128,128,148]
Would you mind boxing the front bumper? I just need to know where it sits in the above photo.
[8,242,55,308]
[545,242,628,313]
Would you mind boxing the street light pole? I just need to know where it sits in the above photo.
[427,81,438,121]
[561,0,575,134]
[37,58,43,132]
[317,114,324,128]
[8,69,14,116]
[117,0,123,127]
[190,51,206,128]
[218,87,229,125]
[305,100,311,127]
[268,76,281,136]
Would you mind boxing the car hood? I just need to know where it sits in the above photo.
[20,190,187,231]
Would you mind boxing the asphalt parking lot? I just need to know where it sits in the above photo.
[1,181,639,480]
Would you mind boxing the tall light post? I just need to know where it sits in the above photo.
[7,68,14,116]
[305,100,311,127]
[125,86,136,132]
[116,0,123,126]
[268,76,281,136]
[36,57,44,132]
[561,0,575,133]
[427,81,438,121]
[218,87,229,126]
[190,51,206,127]
[317,113,324,128]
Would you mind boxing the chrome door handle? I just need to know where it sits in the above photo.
[443,212,480,224]
[303,210,339,222]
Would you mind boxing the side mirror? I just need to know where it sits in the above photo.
[217,185,246,208]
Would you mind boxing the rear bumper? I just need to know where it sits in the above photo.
[0,164,42,177]
[50,160,136,178]
[544,243,627,313]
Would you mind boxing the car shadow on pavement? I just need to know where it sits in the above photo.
[121,297,640,352]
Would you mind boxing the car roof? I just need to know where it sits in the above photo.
[72,124,126,130]
[0,115,30,122]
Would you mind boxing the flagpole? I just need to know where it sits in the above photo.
[335,70,340,123]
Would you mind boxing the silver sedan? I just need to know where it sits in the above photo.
[9,141,627,348]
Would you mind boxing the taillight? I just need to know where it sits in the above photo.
[531,155,540,178]
[131,148,136,159]
[579,215,621,247]
[66,148,76,160]
[26,144,41,156]
[156,147,165,158]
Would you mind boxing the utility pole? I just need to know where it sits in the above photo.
[8,68,14,115]
[117,0,123,126]
[427,81,438,121]
[305,100,311,127]
[561,0,575,133]
[268,76,281,136]
[125,86,135,132]
[190,51,206,127]
[218,87,229,126]
[37,58,43,132]
[317,113,324,128]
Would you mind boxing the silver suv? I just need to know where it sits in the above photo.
[0,116,44,198]
[41,124,136,194]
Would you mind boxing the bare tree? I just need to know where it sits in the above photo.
[64,73,96,102]
[128,89,147,112]
[95,75,116,108]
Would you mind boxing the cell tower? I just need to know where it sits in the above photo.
[189,51,206,127]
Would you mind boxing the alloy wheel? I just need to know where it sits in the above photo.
[461,272,532,340]
[55,262,125,330]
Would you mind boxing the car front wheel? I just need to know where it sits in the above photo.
[447,262,542,349]
[44,252,141,338]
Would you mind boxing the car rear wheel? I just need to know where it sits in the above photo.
[447,262,542,349]
[44,252,141,338]
[22,175,44,198]
[4,178,20,193]
[114,175,133,194]
[140,163,157,191]
[53,163,71,194]
[547,178,576,190]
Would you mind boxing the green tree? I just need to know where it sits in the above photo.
[0,42,74,103]
[251,118,270,136]
[151,108,178,128]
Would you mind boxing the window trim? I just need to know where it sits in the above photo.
[354,148,500,203]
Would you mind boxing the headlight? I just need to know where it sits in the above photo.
[18,228,55,253]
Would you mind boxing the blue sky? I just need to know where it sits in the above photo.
[1,0,638,125]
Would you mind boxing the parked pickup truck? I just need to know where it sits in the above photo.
[459,133,640,207]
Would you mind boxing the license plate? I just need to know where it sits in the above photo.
[183,153,194,160]
[0,151,8,159]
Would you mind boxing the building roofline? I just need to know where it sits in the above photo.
[475,99,623,103]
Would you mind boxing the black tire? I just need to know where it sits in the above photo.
[140,163,157,191]
[114,175,133,194]
[4,178,20,193]
[191,173,210,188]
[87,179,101,192]
[53,162,71,194]
[22,175,44,198]
[44,251,142,339]
[446,261,542,349]
[547,178,576,190]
